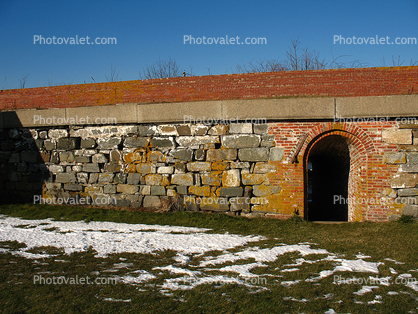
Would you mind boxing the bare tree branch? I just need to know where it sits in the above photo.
[139,57,181,79]
[19,74,29,89]
[106,63,119,82]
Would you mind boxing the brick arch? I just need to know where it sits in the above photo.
[299,122,377,157]
[302,127,370,222]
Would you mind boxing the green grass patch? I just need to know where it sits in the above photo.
[0,203,417,313]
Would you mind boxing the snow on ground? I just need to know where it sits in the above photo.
[1,214,417,304]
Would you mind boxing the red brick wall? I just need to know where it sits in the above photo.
[267,121,402,221]
[1,66,417,111]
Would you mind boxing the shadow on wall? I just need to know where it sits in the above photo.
[0,112,50,204]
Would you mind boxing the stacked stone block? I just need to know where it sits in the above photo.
[383,123,418,220]
[0,123,284,216]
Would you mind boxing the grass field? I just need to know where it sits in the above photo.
[0,204,417,313]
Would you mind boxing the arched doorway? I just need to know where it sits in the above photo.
[305,135,350,221]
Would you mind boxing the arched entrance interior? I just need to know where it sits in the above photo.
[305,135,350,221]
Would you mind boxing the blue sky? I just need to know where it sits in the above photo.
[0,0,417,89]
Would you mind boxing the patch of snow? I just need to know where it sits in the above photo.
[281,268,299,272]
[356,252,371,259]
[385,258,404,264]
[102,298,131,302]
[280,280,301,287]
[214,262,267,277]
[0,216,263,258]
[121,271,156,284]
[200,244,329,267]
[153,265,201,277]
[282,296,309,302]
[353,286,380,295]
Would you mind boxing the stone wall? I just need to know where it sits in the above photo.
[383,122,418,220]
[1,119,418,221]
[0,123,284,217]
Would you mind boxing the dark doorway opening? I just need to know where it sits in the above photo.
[306,135,350,221]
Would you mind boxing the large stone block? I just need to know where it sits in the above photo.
[171,173,194,186]
[136,163,155,174]
[219,187,243,197]
[97,173,113,183]
[398,188,418,196]
[253,124,268,134]
[170,149,193,161]
[269,147,284,161]
[127,173,141,185]
[222,169,241,187]
[399,164,418,172]
[211,161,229,171]
[138,185,150,195]
[56,173,77,183]
[187,162,211,172]
[143,195,162,208]
[147,151,165,162]
[75,156,90,163]
[241,173,269,185]
[105,163,121,173]
[189,186,211,197]
[123,150,145,163]
[229,123,252,134]
[222,134,260,148]
[201,172,222,186]
[97,137,121,149]
[82,163,100,173]
[230,162,250,169]
[151,186,166,196]
[92,153,107,163]
[124,137,149,148]
[157,166,174,174]
[48,165,64,174]
[116,184,139,194]
[192,125,209,136]
[77,172,88,184]
[176,125,192,136]
[253,185,280,196]
[200,198,229,212]
[176,136,220,147]
[59,151,75,163]
[103,184,116,194]
[57,138,79,150]
[238,148,269,162]
[206,149,237,161]
[407,153,418,164]
[402,204,418,217]
[230,197,250,212]
[382,129,412,144]
[150,137,176,148]
[383,152,406,164]
[81,138,96,149]
[145,174,163,186]
[176,186,189,195]
[48,129,68,139]
[208,125,228,135]
[138,125,158,136]
[391,173,418,188]
[253,162,278,173]
[64,184,83,191]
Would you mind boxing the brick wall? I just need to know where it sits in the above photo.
[0,66,417,111]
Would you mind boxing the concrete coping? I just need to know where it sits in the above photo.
[0,95,417,128]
